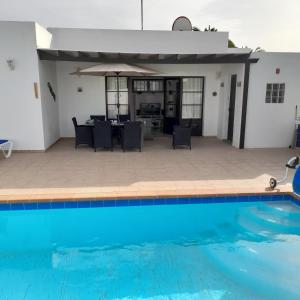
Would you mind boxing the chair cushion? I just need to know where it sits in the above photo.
[0,140,8,145]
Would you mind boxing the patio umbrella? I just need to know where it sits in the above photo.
[71,63,157,121]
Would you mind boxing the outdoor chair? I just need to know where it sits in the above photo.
[172,126,192,150]
[121,121,142,152]
[92,121,113,151]
[119,115,130,122]
[90,115,106,121]
[72,117,93,148]
[0,139,13,158]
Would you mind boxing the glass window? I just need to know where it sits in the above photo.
[265,83,285,103]
[106,77,128,120]
[182,93,202,105]
[107,92,128,105]
[107,77,117,91]
[107,77,128,91]
[149,80,163,92]
[107,92,118,105]
[118,92,128,105]
[118,77,128,91]
[119,105,128,115]
[133,80,148,92]
[107,105,118,119]
[182,78,203,91]
[182,105,193,119]
[181,78,204,119]
[182,105,202,119]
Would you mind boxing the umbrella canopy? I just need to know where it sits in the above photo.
[70,63,157,76]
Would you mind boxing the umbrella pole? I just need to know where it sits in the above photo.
[116,72,120,123]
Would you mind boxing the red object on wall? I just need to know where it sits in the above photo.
[276,68,280,74]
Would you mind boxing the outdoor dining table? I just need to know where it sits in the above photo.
[85,119,124,144]
[85,119,124,127]
[85,119,144,149]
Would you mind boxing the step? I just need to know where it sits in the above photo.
[202,236,300,300]
[237,207,300,236]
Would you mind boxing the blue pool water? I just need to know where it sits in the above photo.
[0,197,300,299]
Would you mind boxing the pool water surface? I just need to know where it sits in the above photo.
[0,197,299,299]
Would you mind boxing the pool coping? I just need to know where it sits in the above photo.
[0,185,294,202]
[0,191,298,211]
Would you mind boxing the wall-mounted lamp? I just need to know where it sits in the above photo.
[34,82,39,99]
[237,81,242,87]
[220,82,225,87]
[6,59,15,70]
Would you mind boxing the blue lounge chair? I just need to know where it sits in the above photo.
[0,139,13,158]
[293,164,300,195]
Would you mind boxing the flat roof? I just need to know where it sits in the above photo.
[46,27,230,54]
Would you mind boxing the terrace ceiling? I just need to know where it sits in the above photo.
[38,49,258,64]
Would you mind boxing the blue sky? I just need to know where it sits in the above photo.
[1,0,300,51]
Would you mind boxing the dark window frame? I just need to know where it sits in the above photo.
[180,77,205,120]
[132,78,164,93]
[105,76,129,120]
[265,83,285,104]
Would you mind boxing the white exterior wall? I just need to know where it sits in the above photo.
[56,62,222,137]
[245,53,300,148]
[48,28,228,54]
[0,21,45,150]
[56,62,106,137]
[217,64,245,148]
[39,61,60,149]
[35,23,53,48]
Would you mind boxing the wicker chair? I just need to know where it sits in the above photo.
[121,121,142,152]
[72,117,93,148]
[172,126,192,150]
[92,121,113,151]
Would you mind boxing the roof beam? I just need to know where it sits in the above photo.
[37,50,257,64]
[78,51,93,59]
[177,54,199,62]
[158,54,167,60]
[196,54,216,60]
[85,52,99,58]
[44,49,59,56]
[60,51,79,58]
[125,53,140,60]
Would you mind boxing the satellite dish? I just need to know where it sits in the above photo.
[172,16,192,31]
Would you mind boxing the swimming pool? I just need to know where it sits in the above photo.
[0,194,299,300]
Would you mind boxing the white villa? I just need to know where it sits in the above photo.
[1,20,300,151]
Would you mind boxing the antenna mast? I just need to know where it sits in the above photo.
[141,0,144,30]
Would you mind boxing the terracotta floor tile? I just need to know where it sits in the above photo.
[0,137,297,201]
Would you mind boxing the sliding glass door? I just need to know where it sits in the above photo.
[106,77,129,120]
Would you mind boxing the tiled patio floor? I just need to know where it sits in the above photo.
[0,137,298,201]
